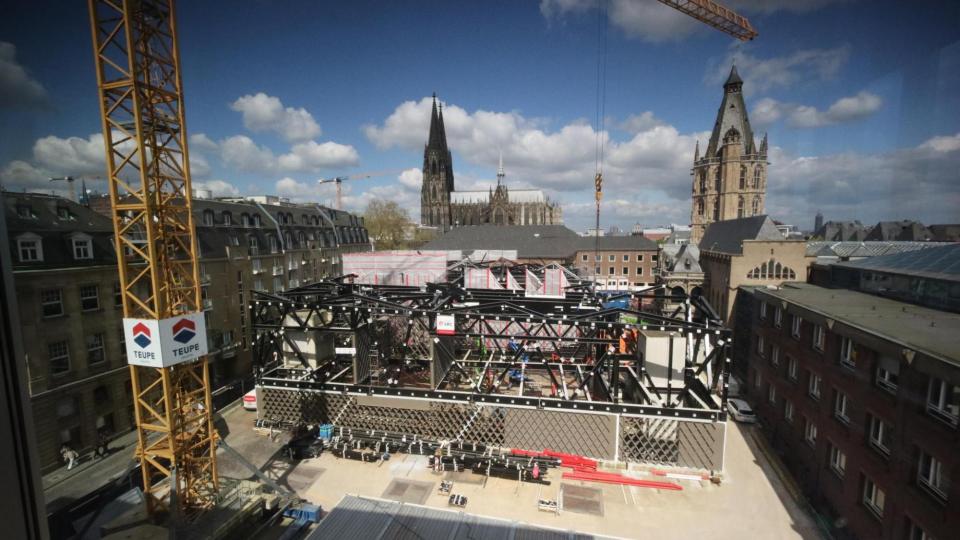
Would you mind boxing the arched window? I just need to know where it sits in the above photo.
[714,167,722,192]
[253,214,262,227]
[753,167,761,188]
[697,199,705,216]
[222,212,232,226]
[751,196,760,215]
[298,231,306,246]
[712,199,719,221]
[737,196,745,218]
[747,259,797,281]
[284,231,294,249]
[699,170,706,193]
[431,160,438,174]
[739,166,746,189]
[268,234,279,253]
[201,209,214,226]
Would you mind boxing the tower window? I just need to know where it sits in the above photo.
[753,167,761,188]
[713,199,719,221]
[752,196,760,215]
[697,199,704,216]
[737,196,744,218]
[739,166,746,189]
[714,167,721,192]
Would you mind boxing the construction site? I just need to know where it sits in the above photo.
[0,1,827,539]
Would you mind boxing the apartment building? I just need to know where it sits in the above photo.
[571,235,660,290]
[740,277,959,540]
[5,192,369,471]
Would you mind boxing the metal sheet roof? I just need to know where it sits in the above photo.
[835,243,960,282]
[308,495,619,540]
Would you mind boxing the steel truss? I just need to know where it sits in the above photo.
[253,279,732,422]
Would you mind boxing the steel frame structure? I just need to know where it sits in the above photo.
[656,0,758,41]
[89,0,217,515]
[252,278,732,423]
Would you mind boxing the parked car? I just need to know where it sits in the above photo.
[727,398,757,423]
[242,389,257,411]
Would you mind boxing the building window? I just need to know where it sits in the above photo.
[788,356,798,381]
[621,267,628,275]
[202,209,214,226]
[829,444,846,477]
[768,384,776,405]
[840,337,856,369]
[113,282,123,307]
[269,235,279,253]
[757,334,765,357]
[739,166,746,190]
[808,372,821,400]
[759,301,767,320]
[273,276,284,291]
[791,314,802,339]
[637,268,643,276]
[834,390,849,424]
[248,236,259,255]
[751,196,760,215]
[804,418,817,447]
[93,385,111,406]
[86,333,105,365]
[917,450,949,501]
[926,377,959,426]
[754,370,762,389]
[254,278,263,291]
[623,254,629,262]
[595,255,601,262]
[771,344,780,366]
[17,236,42,262]
[49,341,70,375]
[753,167,761,188]
[80,285,100,311]
[737,196,744,218]
[41,288,64,318]
[253,214,261,227]
[906,521,933,540]
[875,357,899,393]
[594,266,600,275]
[636,255,643,262]
[862,476,885,518]
[774,307,783,328]
[784,400,794,423]
[813,324,825,352]
[608,267,614,275]
[72,237,92,260]
[582,254,588,262]
[868,415,893,456]
[608,255,615,262]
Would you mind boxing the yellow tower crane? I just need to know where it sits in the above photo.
[88,0,217,516]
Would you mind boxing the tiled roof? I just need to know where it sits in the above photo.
[699,215,782,255]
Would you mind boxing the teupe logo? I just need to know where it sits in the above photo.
[132,322,151,348]
[172,318,196,344]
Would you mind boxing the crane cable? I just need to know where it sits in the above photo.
[593,0,609,284]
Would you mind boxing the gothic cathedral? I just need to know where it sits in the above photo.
[420,95,562,230]
[690,66,768,244]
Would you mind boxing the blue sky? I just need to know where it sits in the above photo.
[2,0,959,231]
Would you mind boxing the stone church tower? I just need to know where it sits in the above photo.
[421,94,455,230]
[690,66,768,244]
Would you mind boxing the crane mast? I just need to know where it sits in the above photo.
[88,0,218,515]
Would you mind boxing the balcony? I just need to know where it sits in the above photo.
[202,298,213,311]
[272,266,284,276]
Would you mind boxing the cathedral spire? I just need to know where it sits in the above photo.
[427,93,446,150]
[496,150,505,185]
[760,132,768,156]
[724,65,743,89]
[694,139,700,162]
[706,64,755,156]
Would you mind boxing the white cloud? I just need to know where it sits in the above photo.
[706,45,850,94]
[278,140,360,172]
[0,41,47,108]
[219,135,277,173]
[619,111,666,134]
[32,133,106,175]
[766,133,960,227]
[751,91,882,128]
[541,0,850,43]
[190,153,211,178]
[193,179,239,197]
[397,168,422,190]
[230,93,321,142]
[189,133,219,152]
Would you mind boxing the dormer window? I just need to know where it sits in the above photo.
[16,205,36,219]
[201,209,215,226]
[16,234,42,262]
[72,235,93,260]
[222,212,232,226]
[56,207,76,220]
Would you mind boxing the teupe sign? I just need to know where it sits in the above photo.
[123,312,208,368]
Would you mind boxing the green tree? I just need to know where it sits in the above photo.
[363,199,410,250]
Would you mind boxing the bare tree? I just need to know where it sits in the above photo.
[363,199,411,250]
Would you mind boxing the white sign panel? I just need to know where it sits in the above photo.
[124,312,208,368]
[436,314,456,335]
[334,347,357,355]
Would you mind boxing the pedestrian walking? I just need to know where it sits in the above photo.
[61,444,79,470]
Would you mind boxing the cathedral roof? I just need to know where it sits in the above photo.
[450,189,549,205]
[424,224,581,259]
[705,65,757,157]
